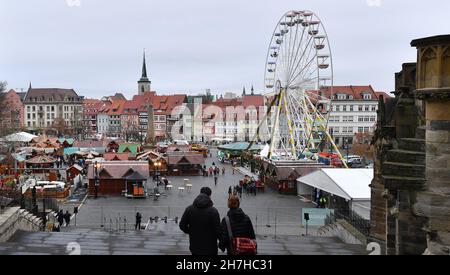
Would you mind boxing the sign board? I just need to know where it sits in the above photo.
[301,208,334,226]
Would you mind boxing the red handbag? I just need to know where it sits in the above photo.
[225,216,257,255]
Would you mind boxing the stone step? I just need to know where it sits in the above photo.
[0,229,367,255]
[416,126,426,140]
[382,162,425,178]
[398,138,426,152]
[386,149,425,165]
[382,175,426,190]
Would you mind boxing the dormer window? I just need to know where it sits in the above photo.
[336,93,347,100]
[362,93,372,100]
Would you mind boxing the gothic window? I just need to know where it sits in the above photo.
[443,47,450,87]
[421,48,438,88]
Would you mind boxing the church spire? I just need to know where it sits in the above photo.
[251,85,254,95]
[243,86,246,96]
[138,49,151,95]
[142,50,148,79]
[28,82,32,91]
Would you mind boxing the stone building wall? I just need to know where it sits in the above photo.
[412,35,450,255]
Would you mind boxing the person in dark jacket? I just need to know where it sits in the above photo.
[135,212,142,230]
[219,195,256,254]
[57,210,64,227]
[63,211,71,227]
[179,187,222,255]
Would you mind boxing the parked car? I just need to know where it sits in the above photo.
[348,159,365,168]
[331,158,344,168]
[345,155,363,163]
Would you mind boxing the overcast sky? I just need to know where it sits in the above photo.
[1,0,449,99]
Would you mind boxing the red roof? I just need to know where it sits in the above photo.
[103,153,130,161]
[83,99,108,116]
[308,85,382,101]
[375,91,392,101]
[152,94,187,115]
[107,100,126,116]
[242,95,264,108]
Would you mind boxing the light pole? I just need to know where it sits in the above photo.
[94,161,101,199]
[154,161,161,186]
[344,138,349,162]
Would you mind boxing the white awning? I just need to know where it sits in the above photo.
[1,132,37,143]
[297,168,373,201]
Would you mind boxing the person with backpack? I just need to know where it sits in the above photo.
[219,195,257,255]
[179,187,222,255]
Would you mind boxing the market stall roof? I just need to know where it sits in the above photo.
[58,138,75,145]
[124,170,147,181]
[87,161,149,180]
[104,152,129,161]
[137,150,167,161]
[118,143,140,154]
[1,132,37,143]
[64,147,80,155]
[26,155,57,164]
[297,168,373,201]
[167,152,205,165]
[68,164,84,172]
[217,142,263,152]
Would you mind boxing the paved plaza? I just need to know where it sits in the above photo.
[67,150,315,236]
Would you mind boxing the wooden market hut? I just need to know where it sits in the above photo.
[167,152,205,176]
[25,155,57,174]
[87,161,149,196]
[260,159,328,195]
[137,151,168,176]
[66,164,84,183]
[124,170,147,198]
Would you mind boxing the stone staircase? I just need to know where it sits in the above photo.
[381,126,426,191]
[0,225,367,255]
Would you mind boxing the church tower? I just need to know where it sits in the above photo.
[138,51,151,95]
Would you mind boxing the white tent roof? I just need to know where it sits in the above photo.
[297,168,373,201]
[1,132,37,143]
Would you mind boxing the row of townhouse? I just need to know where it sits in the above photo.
[82,92,188,142]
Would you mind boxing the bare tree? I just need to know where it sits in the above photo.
[51,117,69,136]
[352,132,375,161]
[0,81,9,136]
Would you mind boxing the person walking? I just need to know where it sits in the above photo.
[228,186,232,198]
[219,195,256,255]
[63,210,71,227]
[222,167,225,175]
[180,187,222,255]
[57,210,64,228]
[214,173,218,186]
[209,167,213,177]
[135,212,142,230]
[238,185,243,198]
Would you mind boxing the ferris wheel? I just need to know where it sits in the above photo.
[250,10,346,165]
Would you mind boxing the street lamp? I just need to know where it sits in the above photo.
[154,161,161,186]
[344,138,349,161]
[94,161,101,199]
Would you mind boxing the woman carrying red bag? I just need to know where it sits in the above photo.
[219,195,257,255]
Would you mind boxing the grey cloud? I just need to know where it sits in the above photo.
[1,0,449,98]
